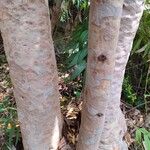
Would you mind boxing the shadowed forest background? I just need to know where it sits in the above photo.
[0,0,150,150]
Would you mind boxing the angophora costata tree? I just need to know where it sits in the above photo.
[98,0,144,150]
[77,0,124,149]
[77,0,144,150]
[0,0,62,150]
[0,0,144,150]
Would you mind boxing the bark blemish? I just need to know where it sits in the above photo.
[28,7,36,11]
[25,21,33,25]
[14,52,19,57]
[97,54,107,62]
[85,88,88,95]
[96,113,103,117]
[21,96,24,99]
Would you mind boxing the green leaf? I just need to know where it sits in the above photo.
[139,128,150,135]
[7,127,15,146]
[15,128,20,146]
[68,52,81,68]
[77,48,88,63]
[136,129,142,143]
[74,91,81,98]
[143,134,150,150]
[70,60,86,80]
[80,30,88,43]
[132,37,142,54]
[0,108,6,113]
[136,44,148,53]
[66,53,76,64]
[143,43,150,57]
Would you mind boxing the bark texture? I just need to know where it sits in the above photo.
[98,0,144,150]
[77,1,123,150]
[0,1,62,150]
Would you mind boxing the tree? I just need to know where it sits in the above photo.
[77,0,144,150]
[99,0,144,150]
[77,0,124,149]
[0,0,62,150]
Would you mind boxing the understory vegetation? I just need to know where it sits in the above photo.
[0,0,150,149]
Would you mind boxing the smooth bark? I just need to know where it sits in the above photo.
[77,1,124,150]
[0,0,62,150]
[98,0,144,150]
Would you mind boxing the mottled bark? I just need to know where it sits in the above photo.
[0,1,62,150]
[98,0,144,150]
[77,1,124,150]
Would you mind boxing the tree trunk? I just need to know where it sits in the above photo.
[77,1,124,150]
[98,0,144,150]
[0,1,62,150]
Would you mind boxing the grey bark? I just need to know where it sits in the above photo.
[0,0,62,150]
[77,1,124,150]
[98,0,144,150]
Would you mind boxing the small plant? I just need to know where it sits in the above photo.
[65,19,88,80]
[60,0,89,22]
[122,77,137,105]
[135,128,150,150]
[0,96,21,149]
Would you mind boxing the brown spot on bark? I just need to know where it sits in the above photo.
[20,5,27,11]
[100,140,105,144]
[6,0,13,4]
[28,7,36,11]
[21,96,24,99]
[26,21,33,25]
[97,54,107,62]
[84,87,91,98]
[96,113,103,117]
[85,88,88,95]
